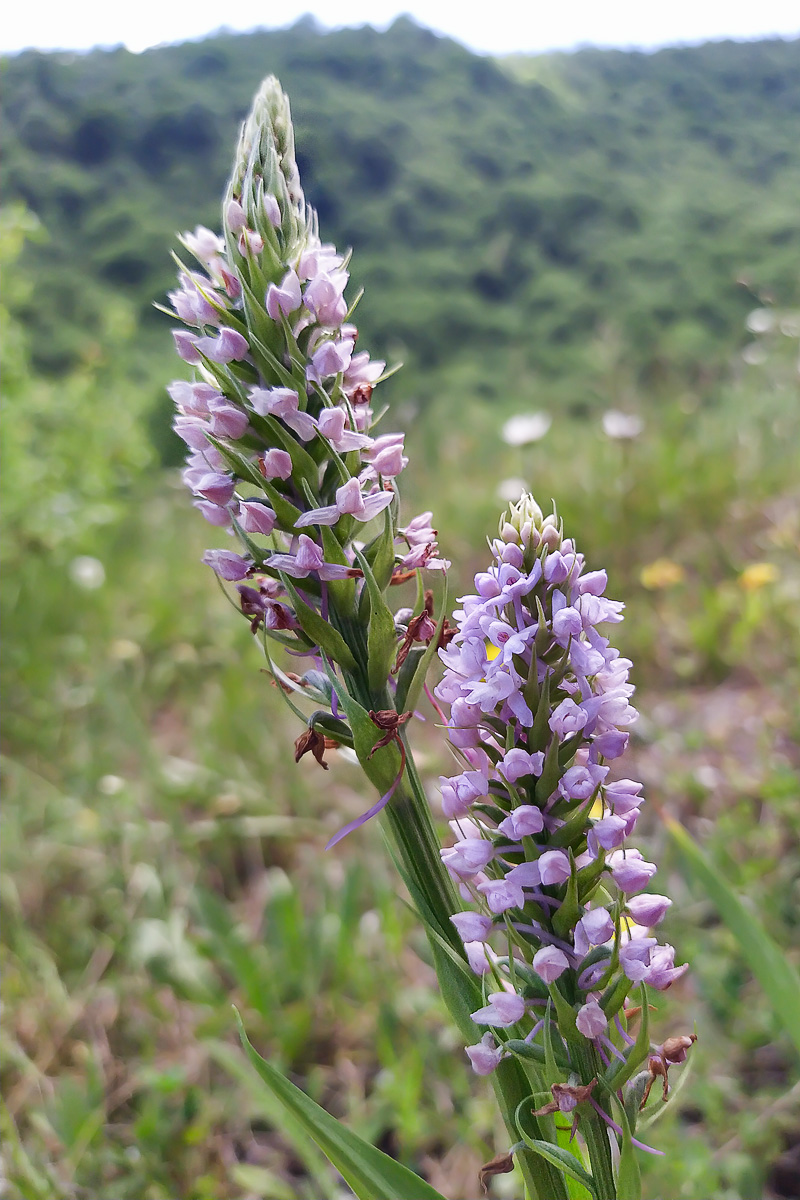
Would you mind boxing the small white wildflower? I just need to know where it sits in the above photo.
[745,308,774,334]
[98,774,125,796]
[501,412,552,446]
[69,556,105,589]
[601,410,644,440]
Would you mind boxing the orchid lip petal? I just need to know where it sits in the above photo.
[295,506,341,528]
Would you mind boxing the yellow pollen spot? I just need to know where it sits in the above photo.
[739,562,779,591]
[590,797,604,820]
[486,641,502,662]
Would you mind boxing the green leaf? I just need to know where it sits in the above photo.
[238,276,294,384]
[207,435,268,489]
[236,1014,448,1200]
[548,982,579,1043]
[362,506,397,592]
[281,577,358,671]
[428,933,485,1038]
[514,1128,597,1199]
[395,576,449,715]
[612,1095,642,1200]
[504,1038,547,1066]
[392,644,425,712]
[529,673,551,753]
[603,983,650,1092]
[320,526,356,610]
[549,796,594,850]
[666,815,800,1059]
[553,856,581,939]
[534,735,561,805]
[261,478,305,533]
[354,548,397,695]
[318,656,401,793]
[599,972,632,1023]
[207,1040,341,1200]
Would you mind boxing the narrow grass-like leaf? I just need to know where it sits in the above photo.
[281,577,358,671]
[613,1095,642,1200]
[207,1041,341,1200]
[425,930,568,1200]
[353,548,397,694]
[320,526,356,609]
[603,984,650,1092]
[514,1126,597,1199]
[362,507,396,592]
[666,815,800,1058]
[318,655,402,793]
[395,576,449,715]
[236,1013,448,1200]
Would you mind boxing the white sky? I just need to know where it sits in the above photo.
[1,0,798,57]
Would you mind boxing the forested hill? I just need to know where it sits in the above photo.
[4,19,800,398]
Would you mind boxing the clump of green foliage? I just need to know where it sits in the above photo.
[3,20,800,393]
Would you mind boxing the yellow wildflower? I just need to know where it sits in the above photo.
[739,563,779,591]
[640,559,685,590]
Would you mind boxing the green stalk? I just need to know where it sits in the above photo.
[571,1040,617,1200]
[386,745,568,1200]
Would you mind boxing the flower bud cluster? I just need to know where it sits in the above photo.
[166,77,446,651]
[434,494,686,1076]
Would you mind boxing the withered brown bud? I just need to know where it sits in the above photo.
[531,1079,596,1116]
[642,1033,697,1105]
[390,567,418,585]
[661,1034,697,1064]
[479,1151,515,1195]
[294,727,330,770]
[350,383,373,405]
[367,708,412,756]
[393,591,437,673]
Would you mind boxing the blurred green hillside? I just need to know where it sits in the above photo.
[4,19,800,398]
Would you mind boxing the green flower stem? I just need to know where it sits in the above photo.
[385,743,568,1200]
[571,1040,617,1200]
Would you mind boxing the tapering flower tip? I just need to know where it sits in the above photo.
[500,491,546,555]
[226,75,307,246]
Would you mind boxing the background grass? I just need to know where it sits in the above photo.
[2,21,800,1200]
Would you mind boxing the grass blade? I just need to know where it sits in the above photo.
[236,1012,448,1200]
[666,815,800,1058]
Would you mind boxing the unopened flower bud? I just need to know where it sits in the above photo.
[576,999,608,1039]
[226,199,247,231]
[504,493,544,545]
[532,945,569,983]
[539,521,561,550]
